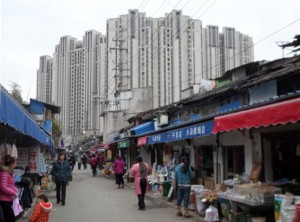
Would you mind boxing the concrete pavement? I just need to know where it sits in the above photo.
[17,167,205,222]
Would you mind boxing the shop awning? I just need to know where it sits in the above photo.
[148,121,214,144]
[137,136,148,146]
[0,88,51,145]
[117,140,132,149]
[212,97,300,133]
[130,121,155,135]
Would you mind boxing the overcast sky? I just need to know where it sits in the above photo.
[1,0,299,102]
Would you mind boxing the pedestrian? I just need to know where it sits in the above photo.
[77,154,82,170]
[82,154,88,169]
[0,154,19,222]
[130,155,151,210]
[89,154,98,177]
[175,156,195,217]
[29,194,52,222]
[51,152,71,206]
[114,155,125,189]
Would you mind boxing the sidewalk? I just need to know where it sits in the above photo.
[105,173,205,221]
[17,174,205,221]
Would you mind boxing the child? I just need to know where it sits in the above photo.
[29,194,52,222]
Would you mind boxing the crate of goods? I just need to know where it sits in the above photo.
[234,183,281,203]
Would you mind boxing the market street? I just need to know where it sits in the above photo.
[49,167,199,222]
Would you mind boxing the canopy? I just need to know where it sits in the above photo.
[130,121,155,135]
[212,97,300,133]
[0,88,51,145]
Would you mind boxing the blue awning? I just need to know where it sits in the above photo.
[0,88,51,145]
[148,120,214,145]
[130,121,155,135]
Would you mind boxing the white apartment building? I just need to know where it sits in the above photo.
[102,10,254,142]
[220,27,254,74]
[38,9,254,143]
[36,55,52,104]
[52,36,76,136]
[51,33,106,137]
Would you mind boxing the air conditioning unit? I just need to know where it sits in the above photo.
[156,113,168,127]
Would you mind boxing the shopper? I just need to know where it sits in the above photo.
[76,154,82,170]
[114,155,125,189]
[175,156,195,217]
[130,155,151,210]
[51,152,71,206]
[82,154,88,170]
[29,194,52,222]
[89,154,98,177]
[0,154,19,222]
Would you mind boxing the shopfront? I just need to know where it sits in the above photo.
[213,97,300,184]
[117,139,136,169]
[147,120,214,191]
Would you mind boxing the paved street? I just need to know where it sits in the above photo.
[49,167,199,222]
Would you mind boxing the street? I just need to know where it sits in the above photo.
[49,167,198,222]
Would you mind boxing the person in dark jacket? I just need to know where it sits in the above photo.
[175,156,195,217]
[51,153,71,206]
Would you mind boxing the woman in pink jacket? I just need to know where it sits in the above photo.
[0,154,18,222]
[130,155,151,210]
[114,155,125,189]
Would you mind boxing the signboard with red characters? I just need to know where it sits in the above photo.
[28,147,40,173]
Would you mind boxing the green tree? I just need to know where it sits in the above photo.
[9,81,23,104]
[52,117,61,137]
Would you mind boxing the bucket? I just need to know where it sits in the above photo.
[252,217,266,222]
[295,196,300,204]
[280,195,294,219]
[159,175,165,182]
[296,204,300,221]
[274,194,283,221]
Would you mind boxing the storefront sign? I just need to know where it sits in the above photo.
[28,147,40,173]
[17,148,29,168]
[148,121,214,144]
[117,140,131,149]
[137,136,148,146]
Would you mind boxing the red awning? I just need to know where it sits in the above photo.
[212,97,300,133]
[137,136,148,146]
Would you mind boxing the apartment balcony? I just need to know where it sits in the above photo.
[100,99,130,116]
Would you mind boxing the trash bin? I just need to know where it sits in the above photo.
[163,182,171,197]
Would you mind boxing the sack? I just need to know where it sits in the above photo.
[12,197,23,217]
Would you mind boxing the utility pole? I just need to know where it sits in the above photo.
[110,37,129,97]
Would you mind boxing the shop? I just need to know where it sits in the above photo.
[117,139,135,170]
[0,88,52,215]
[146,120,214,196]
[211,96,300,221]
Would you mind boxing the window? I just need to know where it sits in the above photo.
[224,146,245,179]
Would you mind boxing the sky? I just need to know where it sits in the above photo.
[1,0,299,102]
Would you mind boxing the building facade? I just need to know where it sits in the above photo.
[50,33,107,138]
[36,55,53,104]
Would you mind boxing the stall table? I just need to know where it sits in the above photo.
[217,192,274,222]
